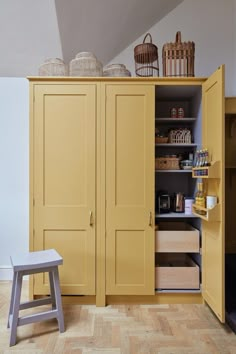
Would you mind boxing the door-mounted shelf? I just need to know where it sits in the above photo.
[192,203,221,221]
[192,161,220,178]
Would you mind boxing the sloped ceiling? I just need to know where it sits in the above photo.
[0,0,183,77]
[55,0,183,66]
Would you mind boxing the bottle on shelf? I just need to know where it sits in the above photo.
[195,182,206,215]
[193,148,211,176]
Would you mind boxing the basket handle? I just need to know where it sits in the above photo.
[143,33,152,43]
[175,31,182,43]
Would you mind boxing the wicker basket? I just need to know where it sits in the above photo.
[134,33,159,77]
[69,52,103,77]
[155,136,168,144]
[162,32,195,77]
[38,58,67,76]
[169,128,192,144]
[155,157,180,170]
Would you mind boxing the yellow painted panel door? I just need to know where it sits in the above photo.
[202,65,225,322]
[33,84,96,295]
[105,84,155,295]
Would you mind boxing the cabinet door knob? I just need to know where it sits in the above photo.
[89,211,93,226]
[149,211,153,227]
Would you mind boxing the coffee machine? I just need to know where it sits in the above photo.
[156,191,171,214]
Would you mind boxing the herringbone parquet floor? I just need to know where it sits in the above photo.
[1,281,236,353]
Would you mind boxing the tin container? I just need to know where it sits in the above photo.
[170,107,177,118]
[177,107,185,118]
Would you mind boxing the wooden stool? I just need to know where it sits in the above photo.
[7,249,65,346]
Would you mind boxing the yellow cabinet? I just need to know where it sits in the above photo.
[29,80,155,300]
[29,68,225,323]
[105,84,155,295]
[154,66,225,323]
[30,83,96,295]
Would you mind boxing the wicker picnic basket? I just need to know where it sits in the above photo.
[162,31,195,77]
[134,33,159,77]
[155,156,180,170]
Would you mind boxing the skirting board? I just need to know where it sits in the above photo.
[0,266,29,280]
[0,266,13,280]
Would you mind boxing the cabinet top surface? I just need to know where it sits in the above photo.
[27,76,206,84]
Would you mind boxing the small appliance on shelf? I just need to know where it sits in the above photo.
[156,191,171,214]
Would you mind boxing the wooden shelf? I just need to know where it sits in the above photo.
[192,161,220,178]
[155,117,196,123]
[155,169,192,173]
[156,212,198,219]
[156,143,197,147]
[192,203,221,221]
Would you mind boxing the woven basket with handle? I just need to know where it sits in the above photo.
[134,33,159,77]
[162,31,195,77]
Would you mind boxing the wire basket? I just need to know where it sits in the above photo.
[134,33,159,77]
[162,32,195,77]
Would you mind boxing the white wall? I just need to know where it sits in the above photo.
[110,0,234,96]
[0,0,62,77]
[0,78,29,279]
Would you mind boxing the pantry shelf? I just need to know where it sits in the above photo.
[155,117,197,123]
[156,143,197,147]
[155,169,192,173]
[192,160,221,178]
[192,203,221,222]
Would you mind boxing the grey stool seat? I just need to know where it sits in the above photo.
[8,249,65,346]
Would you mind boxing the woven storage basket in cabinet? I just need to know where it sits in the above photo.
[134,33,159,77]
[155,157,180,170]
[162,31,195,77]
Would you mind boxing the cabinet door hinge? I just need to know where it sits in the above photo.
[33,198,35,206]
[33,229,35,238]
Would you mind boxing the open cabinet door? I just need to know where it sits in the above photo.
[202,65,225,322]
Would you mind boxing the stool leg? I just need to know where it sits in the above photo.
[49,271,56,309]
[52,267,65,332]
[10,271,23,346]
[8,271,17,328]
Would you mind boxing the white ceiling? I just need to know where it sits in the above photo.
[54,0,183,65]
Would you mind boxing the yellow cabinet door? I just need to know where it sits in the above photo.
[202,65,225,322]
[33,84,96,295]
[105,84,155,295]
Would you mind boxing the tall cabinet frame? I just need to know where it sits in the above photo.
[28,65,225,322]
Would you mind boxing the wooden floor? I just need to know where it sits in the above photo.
[1,281,236,353]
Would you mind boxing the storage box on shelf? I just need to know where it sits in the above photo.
[155,222,199,253]
[155,253,200,290]
[155,156,180,170]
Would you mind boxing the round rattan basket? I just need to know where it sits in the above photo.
[69,52,103,77]
[103,64,131,77]
[134,33,159,77]
[38,58,67,76]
